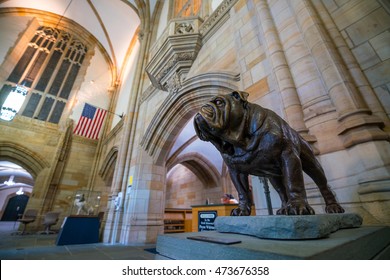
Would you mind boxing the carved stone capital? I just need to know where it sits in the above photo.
[175,22,195,34]
[165,72,184,94]
[146,18,203,92]
[138,29,144,41]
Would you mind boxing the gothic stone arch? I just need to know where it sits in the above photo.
[141,71,240,165]
[99,146,119,186]
[167,152,221,188]
[0,141,49,179]
[0,141,50,222]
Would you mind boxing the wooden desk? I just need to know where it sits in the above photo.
[191,204,256,232]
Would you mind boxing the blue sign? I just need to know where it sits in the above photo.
[198,211,217,231]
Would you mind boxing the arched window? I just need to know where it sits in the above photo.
[0,26,88,123]
[174,0,202,18]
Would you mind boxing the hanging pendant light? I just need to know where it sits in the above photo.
[4,175,15,186]
[16,187,24,195]
[0,85,28,121]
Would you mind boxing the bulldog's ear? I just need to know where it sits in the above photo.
[231,91,249,108]
[231,91,249,101]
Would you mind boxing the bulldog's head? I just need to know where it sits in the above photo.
[194,91,249,142]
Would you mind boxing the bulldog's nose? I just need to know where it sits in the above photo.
[201,104,214,117]
[195,113,202,121]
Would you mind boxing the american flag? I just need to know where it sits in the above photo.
[73,103,107,139]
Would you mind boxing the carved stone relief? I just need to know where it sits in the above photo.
[146,18,202,93]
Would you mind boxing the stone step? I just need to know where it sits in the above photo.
[156,226,390,260]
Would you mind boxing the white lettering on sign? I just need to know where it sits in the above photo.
[200,213,216,219]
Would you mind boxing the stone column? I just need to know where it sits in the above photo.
[41,120,73,213]
[289,0,388,148]
[312,0,390,129]
[102,123,127,243]
[120,151,165,244]
[109,23,167,244]
[256,0,313,141]
[104,31,145,244]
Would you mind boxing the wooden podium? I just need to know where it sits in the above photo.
[191,204,256,232]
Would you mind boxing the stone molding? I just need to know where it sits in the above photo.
[140,84,158,104]
[146,0,238,95]
[10,115,59,132]
[98,146,118,180]
[141,72,240,164]
[199,0,238,43]
[0,141,50,176]
[146,18,203,94]
[167,152,221,188]
[102,116,124,145]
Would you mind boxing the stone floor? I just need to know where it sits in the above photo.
[0,222,158,260]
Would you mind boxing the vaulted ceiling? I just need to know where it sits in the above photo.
[0,161,33,189]
[0,0,159,189]
[0,0,159,77]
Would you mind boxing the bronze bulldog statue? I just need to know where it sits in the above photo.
[194,91,345,216]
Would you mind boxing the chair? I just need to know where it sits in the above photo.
[40,211,60,234]
[17,209,38,235]
[97,211,104,227]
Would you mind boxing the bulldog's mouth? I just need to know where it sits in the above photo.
[194,113,209,141]
[194,113,234,155]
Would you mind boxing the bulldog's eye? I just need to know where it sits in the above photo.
[214,99,224,106]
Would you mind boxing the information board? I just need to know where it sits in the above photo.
[198,210,217,231]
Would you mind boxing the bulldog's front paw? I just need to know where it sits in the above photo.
[230,205,251,216]
[325,203,345,214]
[285,200,315,215]
[276,206,287,215]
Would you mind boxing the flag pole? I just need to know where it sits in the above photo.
[87,103,123,118]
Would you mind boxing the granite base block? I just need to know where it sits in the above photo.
[156,226,390,260]
[214,213,363,239]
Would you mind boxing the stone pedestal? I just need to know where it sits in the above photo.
[214,214,363,239]
[156,226,390,260]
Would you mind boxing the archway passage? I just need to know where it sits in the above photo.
[1,194,29,221]
[141,71,240,165]
[0,161,34,221]
[166,157,222,207]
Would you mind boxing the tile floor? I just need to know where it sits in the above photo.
[0,222,158,260]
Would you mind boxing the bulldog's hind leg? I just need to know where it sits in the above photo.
[229,169,252,216]
[300,145,345,213]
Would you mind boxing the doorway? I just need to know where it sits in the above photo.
[1,194,29,221]
[0,161,34,221]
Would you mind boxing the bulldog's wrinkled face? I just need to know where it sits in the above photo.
[194,91,249,141]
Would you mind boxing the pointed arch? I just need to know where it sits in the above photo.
[141,71,240,165]
[167,152,220,188]
[99,146,119,184]
[0,141,49,178]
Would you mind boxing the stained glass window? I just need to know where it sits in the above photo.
[0,26,88,123]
